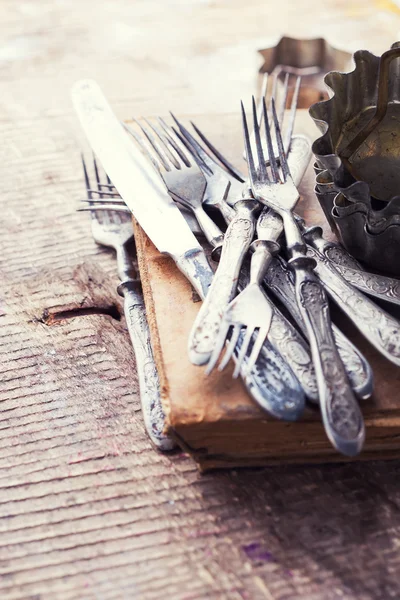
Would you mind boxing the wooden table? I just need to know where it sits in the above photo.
[2,1,400,598]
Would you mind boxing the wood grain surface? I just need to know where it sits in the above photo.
[2,1,400,599]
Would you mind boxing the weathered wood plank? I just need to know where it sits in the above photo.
[1,0,400,598]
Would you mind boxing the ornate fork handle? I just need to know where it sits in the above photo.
[304,226,400,307]
[188,200,259,365]
[294,268,365,455]
[118,279,175,451]
[265,257,373,400]
[258,209,373,400]
[307,245,400,365]
[281,212,365,455]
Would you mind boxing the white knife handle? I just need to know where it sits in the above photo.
[118,281,175,451]
[188,200,258,365]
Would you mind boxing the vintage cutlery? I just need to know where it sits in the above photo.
[125,118,259,366]
[303,226,400,307]
[175,114,372,401]
[241,95,365,456]
[79,156,175,452]
[188,117,400,321]
[72,79,306,421]
[127,117,225,251]
[188,198,260,366]
[72,79,213,300]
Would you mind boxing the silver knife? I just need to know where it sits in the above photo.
[71,79,305,422]
[71,79,213,299]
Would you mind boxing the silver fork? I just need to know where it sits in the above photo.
[79,156,175,452]
[245,72,301,162]
[125,118,225,252]
[204,81,304,377]
[127,117,261,366]
[242,97,365,456]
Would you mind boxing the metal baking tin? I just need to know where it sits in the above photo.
[258,36,353,108]
[309,42,400,203]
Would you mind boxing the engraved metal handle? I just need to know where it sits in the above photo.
[305,228,400,307]
[293,268,365,455]
[188,200,258,365]
[308,246,400,366]
[174,230,305,420]
[258,211,373,399]
[118,280,175,452]
[265,257,373,400]
[331,265,400,307]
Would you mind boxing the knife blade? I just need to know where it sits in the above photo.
[71,79,213,299]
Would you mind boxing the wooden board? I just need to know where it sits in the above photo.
[135,110,400,470]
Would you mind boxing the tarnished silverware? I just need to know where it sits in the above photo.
[206,233,279,377]
[171,117,374,400]
[303,225,400,306]
[72,80,214,300]
[305,244,400,366]
[188,119,400,308]
[188,199,259,366]
[79,156,175,452]
[242,95,365,456]
[167,115,239,222]
[127,118,225,252]
[244,72,301,161]
[149,116,321,400]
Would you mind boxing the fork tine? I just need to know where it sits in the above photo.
[244,324,270,376]
[218,324,241,372]
[131,118,172,171]
[283,75,301,154]
[191,121,246,182]
[92,155,112,223]
[93,155,104,197]
[124,122,163,174]
[169,113,213,175]
[232,327,254,378]
[81,154,92,199]
[257,73,269,128]
[86,188,120,197]
[143,118,183,169]
[263,97,279,182]
[271,98,290,181]
[156,116,194,169]
[205,323,231,375]
[241,101,258,187]
[171,125,212,176]
[252,96,268,181]
[277,72,289,128]
[80,197,124,204]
